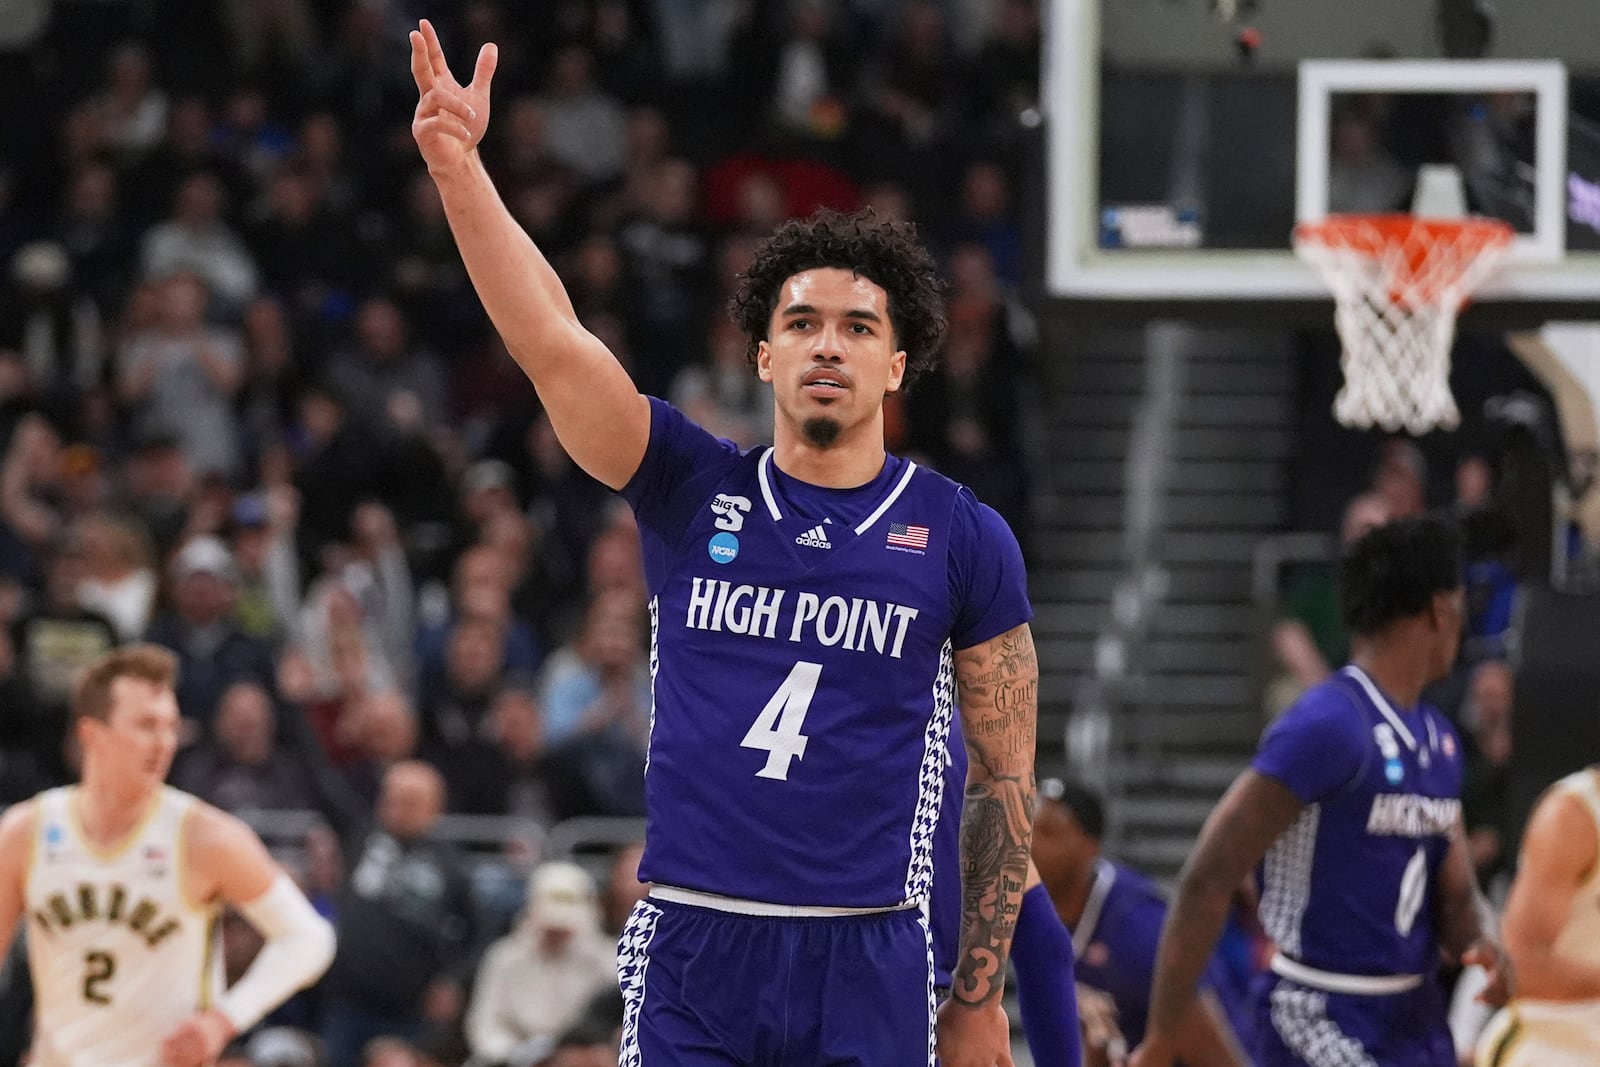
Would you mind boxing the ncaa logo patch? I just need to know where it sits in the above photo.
[708,532,739,564]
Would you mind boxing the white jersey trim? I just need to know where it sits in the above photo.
[1342,665,1417,752]
[649,885,915,917]
[1270,952,1423,995]
[1072,858,1116,958]
[756,449,782,520]
[755,449,920,537]
[853,461,919,535]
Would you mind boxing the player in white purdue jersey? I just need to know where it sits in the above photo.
[1476,765,1600,1067]
[0,644,334,1067]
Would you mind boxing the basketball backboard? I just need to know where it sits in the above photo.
[1045,0,1600,301]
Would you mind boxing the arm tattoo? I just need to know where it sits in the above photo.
[952,625,1038,1007]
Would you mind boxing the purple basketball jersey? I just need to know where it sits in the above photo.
[620,400,1031,909]
[1253,665,1465,977]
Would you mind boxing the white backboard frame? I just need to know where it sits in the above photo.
[1297,60,1568,264]
[1044,0,1590,300]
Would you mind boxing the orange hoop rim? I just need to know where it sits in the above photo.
[1293,213,1516,307]
[1293,213,1516,254]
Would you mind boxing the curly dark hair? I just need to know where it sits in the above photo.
[1338,515,1463,636]
[728,208,948,389]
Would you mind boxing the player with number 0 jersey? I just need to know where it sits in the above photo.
[1131,517,1505,1067]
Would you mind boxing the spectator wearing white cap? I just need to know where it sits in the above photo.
[145,534,276,733]
[465,862,618,1067]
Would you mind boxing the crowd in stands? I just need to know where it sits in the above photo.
[0,1,1043,1064]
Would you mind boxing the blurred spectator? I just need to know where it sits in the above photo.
[1461,660,1515,899]
[1455,453,1495,514]
[213,86,296,187]
[416,543,541,709]
[420,612,513,760]
[145,534,276,728]
[973,0,1042,135]
[174,679,314,811]
[91,41,170,163]
[292,571,401,743]
[649,0,740,83]
[668,317,774,449]
[322,761,477,1067]
[1,240,107,415]
[905,291,1028,536]
[1265,491,1392,716]
[941,161,1022,286]
[860,1,967,201]
[246,165,361,319]
[437,683,556,820]
[139,171,259,314]
[1327,109,1413,215]
[380,171,476,352]
[291,381,387,565]
[236,296,307,475]
[0,413,67,576]
[759,0,853,143]
[120,428,196,559]
[327,298,448,435]
[75,510,159,642]
[587,0,658,107]
[11,530,118,777]
[0,624,51,801]
[538,589,650,749]
[330,689,421,806]
[465,861,618,1067]
[124,95,248,231]
[221,0,321,91]
[117,270,246,479]
[1374,436,1428,519]
[616,158,709,393]
[538,45,628,187]
[54,161,136,315]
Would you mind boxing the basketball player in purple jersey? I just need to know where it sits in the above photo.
[1131,517,1504,1067]
[409,22,1038,1066]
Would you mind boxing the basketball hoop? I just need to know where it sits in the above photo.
[1294,214,1515,435]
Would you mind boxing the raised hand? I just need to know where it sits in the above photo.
[409,19,498,178]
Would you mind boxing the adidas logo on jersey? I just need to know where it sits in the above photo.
[794,524,832,549]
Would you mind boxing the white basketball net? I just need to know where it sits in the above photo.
[1295,217,1514,436]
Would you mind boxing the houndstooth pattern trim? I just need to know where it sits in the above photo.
[1270,984,1379,1067]
[1260,804,1320,957]
[617,900,663,1067]
[903,641,955,905]
[643,597,659,775]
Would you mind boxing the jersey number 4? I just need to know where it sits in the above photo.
[741,661,821,780]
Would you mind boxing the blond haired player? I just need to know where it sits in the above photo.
[1477,766,1600,1067]
[0,644,334,1067]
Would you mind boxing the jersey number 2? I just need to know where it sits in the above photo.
[741,661,821,780]
[83,950,115,1005]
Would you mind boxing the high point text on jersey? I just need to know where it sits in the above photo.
[685,577,920,658]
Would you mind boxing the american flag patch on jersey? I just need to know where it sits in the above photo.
[886,523,929,549]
